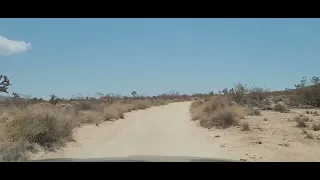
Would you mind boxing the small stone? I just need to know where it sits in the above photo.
[215,135,220,138]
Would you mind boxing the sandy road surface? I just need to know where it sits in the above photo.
[32,102,236,161]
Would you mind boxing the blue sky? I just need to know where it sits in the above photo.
[0,18,319,99]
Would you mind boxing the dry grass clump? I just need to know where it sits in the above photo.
[241,121,251,131]
[189,100,205,121]
[294,76,320,108]
[100,99,158,121]
[72,101,97,111]
[302,129,314,139]
[131,100,151,110]
[312,124,320,131]
[202,96,232,113]
[102,105,125,121]
[199,106,240,129]
[293,115,312,122]
[0,105,78,161]
[190,100,204,110]
[78,111,102,124]
[305,110,319,116]
[0,141,34,162]
[4,106,76,148]
[150,99,168,106]
[297,120,308,128]
[246,107,261,116]
[273,103,288,113]
[293,115,311,128]
[190,96,245,129]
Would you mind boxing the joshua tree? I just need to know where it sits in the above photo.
[49,94,59,105]
[12,92,20,103]
[0,75,11,93]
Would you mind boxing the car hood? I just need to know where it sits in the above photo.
[32,155,238,162]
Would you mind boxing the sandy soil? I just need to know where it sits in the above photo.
[31,102,320,162]
[201,109,320,162]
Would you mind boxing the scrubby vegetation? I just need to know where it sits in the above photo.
[190,76,320,131]
[241,121,251,131]
[0,76,202,161]
[0,91,199,161]
[190,96,246,129]
[273,103,288,113]
[294,76,320,107]
[2,73,320,162]
[0,93,197,161]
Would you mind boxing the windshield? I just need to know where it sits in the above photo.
[1,18,320,162]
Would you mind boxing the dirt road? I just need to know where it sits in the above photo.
[31,101,236,161]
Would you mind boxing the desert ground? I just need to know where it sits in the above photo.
[30,101,233,161]
[1,78,320,162]
[197,108,320,162]
[28,101,320,162]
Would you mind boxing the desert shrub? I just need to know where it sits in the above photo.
[191,96,246,129]
[294,76,320,107]
[0,142,34,162]
[190,100,204,109]
[73,101,97,111]
[199,107,239,129]
[4,108,75,148]
[312,124,320,131]
[132,100,150,110]
[248,86,269,101]
[197,102,243,129]
[79,111,102,124]
[253,109,261,115]
[297,120,308,128]
[247,107,261,116]
[293,115,312,122]
[302,129,313,139]
[202,96,234,114]
[241,121,250,131]
[273,103,288,113]
[294,115,311,128]
[221,82,248,104]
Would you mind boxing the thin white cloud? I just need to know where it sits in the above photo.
[0,35,32,56]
